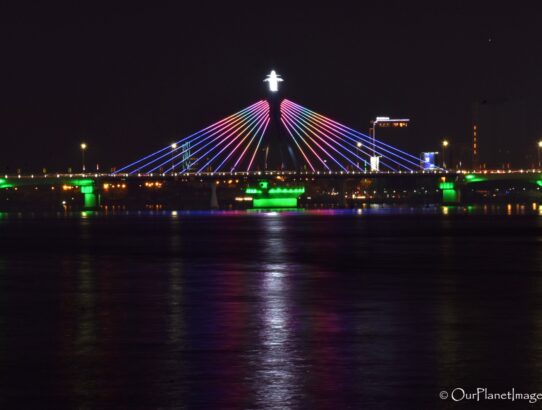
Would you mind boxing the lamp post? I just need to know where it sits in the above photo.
[442,139,449,169]
[80,143,87,173]
[537,140,542,168]
[356,141,362,169]
[171,143,177,173]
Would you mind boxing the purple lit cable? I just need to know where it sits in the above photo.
[158,104,268,174]
[283,100,427,170]
[282,103,403,170]
[281,109,348,171]
[114,100,265,174]
[282,105,369,169]
[229,109,270,172]
[214,106,270,172]
[142,101,267,174]
[280,116,317,172]
[284,99,422,162]
[281,104,365,170]
[175,106,269,174]
[247,117,271,172]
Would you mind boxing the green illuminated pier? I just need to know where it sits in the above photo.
[245,180,305,208]
[439,181,460,204]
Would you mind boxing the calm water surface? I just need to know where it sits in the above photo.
[1,205,542,409]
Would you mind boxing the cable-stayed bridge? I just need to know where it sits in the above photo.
[4,71,542,210]
[114,99,435,175]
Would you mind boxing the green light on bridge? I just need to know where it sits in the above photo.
[253,198,299,208]
[245,181,305,208]
[465,174,487,183]
[268,187,305,195]
[439,181,459,203]
[80,185,95,194]
[69,179,97,209]
[442,189,459,203]
[70,179,95,187]
[439,182,455,190]
[246,187,305,195]
[536,180,542,188]
[83,192,97,209]
[0,178,13,189]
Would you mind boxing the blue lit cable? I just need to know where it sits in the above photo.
[195,108,270,173]
[164,105,269,174]
[215,106,270,172]
[284,100,430,170]
[282,107,368,171]
[283,105,407,171]
[114,100,265,174]
[281,111,348,171]
[146,103,268,174]
[282,107,370,169]
[280,117,316,172]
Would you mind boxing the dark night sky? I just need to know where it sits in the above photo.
[1,2,540,171]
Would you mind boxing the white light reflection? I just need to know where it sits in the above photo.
[71,253,98,399]
[76,254,96,351]
[255,214,299,408]
[168,217,185,345]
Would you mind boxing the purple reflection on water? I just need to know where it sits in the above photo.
[1,208,542,408]
[254,215,299,408]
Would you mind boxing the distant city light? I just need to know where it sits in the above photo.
[374,117,410,128]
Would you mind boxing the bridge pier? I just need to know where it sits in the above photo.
[210,182,219,209]
[81,184,100,210]
[439,181,461,204]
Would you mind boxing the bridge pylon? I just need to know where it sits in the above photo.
[439,180,461,204]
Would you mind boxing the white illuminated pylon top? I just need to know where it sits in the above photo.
[264,70,283,92]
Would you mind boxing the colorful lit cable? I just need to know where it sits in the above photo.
[115,100,269,174]
[281,99,437,171]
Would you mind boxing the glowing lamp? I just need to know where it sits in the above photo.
[264,70,283,92]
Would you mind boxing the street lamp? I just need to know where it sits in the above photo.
[171,143,177,173]
[442,139,449,169]
[80,143,87,172]
[356,141,362,169]
[537,140,542,168]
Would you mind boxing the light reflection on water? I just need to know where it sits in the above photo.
[0,207,542,408]
[0,204,542,220]
[255,215,298,408]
